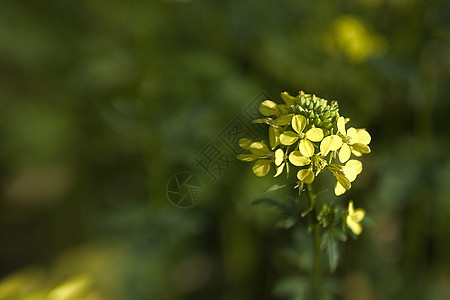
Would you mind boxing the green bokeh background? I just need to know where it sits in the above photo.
[0,0,449,299]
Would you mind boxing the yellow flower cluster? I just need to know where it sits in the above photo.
[237,91,371,197]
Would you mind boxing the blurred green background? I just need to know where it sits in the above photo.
[0,0,449,299]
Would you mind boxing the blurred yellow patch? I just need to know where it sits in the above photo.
[346,201,365,235]
[47,275,93,300]
[328,15,387,62]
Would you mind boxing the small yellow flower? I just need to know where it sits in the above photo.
[259,100,281,117]
[237,139,273,177]
[273,148,286,177]
[320,134,343,156]
[279,114,324,157]
[288,151,315,183]
[334,159,363,196]
[337,116,371,163]
[259,100,289,117]
[346,201,365,235]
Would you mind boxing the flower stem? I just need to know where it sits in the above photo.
[305,184,321,298]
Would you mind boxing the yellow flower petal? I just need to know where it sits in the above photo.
[351,149,362,157]
[300,139,315,157]
[291,114,306,134]
[346,127,358,143]
[277,104,289,115]
[274,114,294,126]
[356,129,371,145]
[281,91,295,106]
[337,116,346,135]
[334,182,347,196]
[274,149,284,166]
[346,159,362,175]
[305,128,324,142]
[342,165,357,182]
[351,143,371,154]
[288,151,311,166]
[352,209,365,222]
[348,200,355,214]
[297,169,315,184]
[320,135,343,156]
[249,142,272,156]
[239,138,253,150]
[279,131,299,145]
[259,100,279,116]
[334,171,351,190]
[252,159,271,177]
[339,143,351,163]
[269,127,280,149]
[346,201,365,235]
[236,154,258,162]
[347,217,362,235]
[274,163,285,177]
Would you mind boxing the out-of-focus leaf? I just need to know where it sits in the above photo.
[320,231,340,273]
[263,184,287,193]
[276,216,297,229]
[273,276,308,300]
[252,198,289,214]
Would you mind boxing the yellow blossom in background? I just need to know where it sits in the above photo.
[346,201,365,235]
[329,15,387,62]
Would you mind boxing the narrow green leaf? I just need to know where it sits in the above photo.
[263,184,287,193]
[321,231,340,273]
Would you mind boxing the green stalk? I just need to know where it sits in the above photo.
[305,184,321,298]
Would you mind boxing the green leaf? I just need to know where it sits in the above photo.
[275,216,297,229]
[321,231,340,273]
[263,184,287,193]
[273,276,308,300]
[329,228,347,242]
[251,198,289,214]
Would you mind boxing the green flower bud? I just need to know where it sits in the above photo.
[317,204,338,228]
